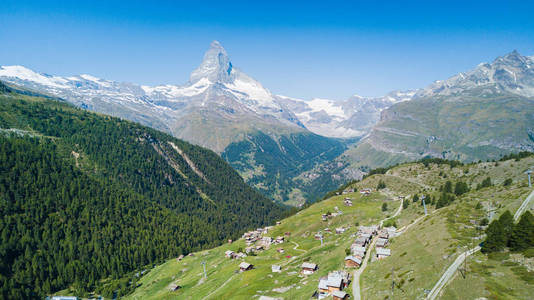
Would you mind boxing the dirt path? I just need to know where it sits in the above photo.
[290,240,306,253]
[380,198,403,227]
[385,174,432,190]
[354,198,403,299]
[397,210,437,235]
[352,236,378,300]
[202,273,237,300]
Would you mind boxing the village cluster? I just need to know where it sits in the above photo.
[224,222,288,272]
[172,186,399,299]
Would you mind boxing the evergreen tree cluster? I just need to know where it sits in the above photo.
[482,211,534,253]
[0,90,286,298]
[499,151,533,162]
[377,180,386,190]
[477,177,493,190]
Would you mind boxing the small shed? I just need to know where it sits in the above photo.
[326,276,343,292]
[335,227,346,234]
[168,283,181,291]
[354,236,367,247]
[376,238,389,248]
[333,290,350,300]
[301,262,318,275]
[239,262,254,271]
[271,264,281,273]
[376,248,391,259]
[344,256,362,268]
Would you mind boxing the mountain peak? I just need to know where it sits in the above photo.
[209,40,224,51]
[494,49,527,66]
[189,40,234,84]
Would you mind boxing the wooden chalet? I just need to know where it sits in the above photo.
[301,262,318,275]
[344,256,362,268]
[332,290,349,300]
[239,262,254,271]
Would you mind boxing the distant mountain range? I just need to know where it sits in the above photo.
[346,50,534,169]
[0,41,361,204]
[1,43,533,203]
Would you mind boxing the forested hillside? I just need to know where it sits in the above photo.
[222,131,348,205]
[0,81,286,299]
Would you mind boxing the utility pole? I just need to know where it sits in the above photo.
[201,261,207,279]
[320,235,323,246]
[423,198,428,215]
[391,267,395,295]
[526,169,532,188]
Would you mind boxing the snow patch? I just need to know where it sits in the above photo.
[224,75,278,108]
[143,77,211,98]
[0,65,68,88]
[305,98,346,118]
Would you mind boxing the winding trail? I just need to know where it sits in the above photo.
[385,174,432,190]
[202,273,236,300]
[380,198,404,227]
[352,236,378,300]
[397,210,437,235]
[291,240,306,253]
[426,188,534,299]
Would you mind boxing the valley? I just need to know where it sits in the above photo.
[3,2,534,300]
[122,155,534,300]
[1,47,533,207]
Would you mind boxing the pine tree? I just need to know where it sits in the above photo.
[482,219,507,253]
[454,181,469,196]
[499,211,514,246]
[377,180,386,190]
[443,181,453,193]
[510,211,534,251]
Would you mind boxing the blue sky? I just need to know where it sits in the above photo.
[1,0,534,99]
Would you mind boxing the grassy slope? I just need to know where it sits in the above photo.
[129,155,534,300]
[127,192,399,299]
[360,157,534,300]
[345,90,534,170]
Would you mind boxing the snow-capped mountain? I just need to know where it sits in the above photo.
[277,90,416,138]
[0,41,305,152]
[346,50,534,170]
[416,50,534,98]
[0,41,350,204]
[0,40,418,143]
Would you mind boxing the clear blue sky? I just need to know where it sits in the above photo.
[2,0,534,99]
